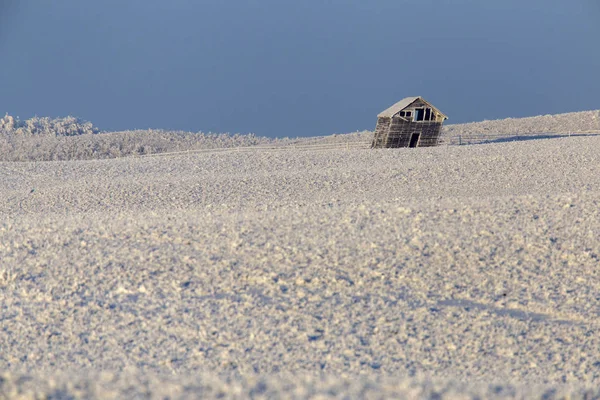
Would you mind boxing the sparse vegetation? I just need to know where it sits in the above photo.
[0,114,99,136]
[0,114,278,161]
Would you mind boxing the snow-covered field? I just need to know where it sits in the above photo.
[2,109,599,161]
[1,120,600,398]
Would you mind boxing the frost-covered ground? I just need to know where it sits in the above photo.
[2,109,599,161]
[1,131,600,398]
[442,110,600,143]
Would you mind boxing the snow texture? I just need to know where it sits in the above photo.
[1,116,600,398]
[2,109,599,161]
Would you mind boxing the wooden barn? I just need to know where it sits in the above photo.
[371,97,448,148]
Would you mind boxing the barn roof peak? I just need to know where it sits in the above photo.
[378,96,448,119]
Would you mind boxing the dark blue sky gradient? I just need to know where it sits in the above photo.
[0,0,599,137]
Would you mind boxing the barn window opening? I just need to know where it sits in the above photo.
[409,133,420,147]
[425,108,432,121]
[399,111,406,117]
[414,109,425,121]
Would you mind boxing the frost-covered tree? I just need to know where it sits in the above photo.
[0,114,99,136]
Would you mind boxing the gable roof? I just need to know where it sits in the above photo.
[377,96,448,120]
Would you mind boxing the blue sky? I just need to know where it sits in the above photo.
[1,0,599,137]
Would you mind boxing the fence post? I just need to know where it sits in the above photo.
[458,135,462,146]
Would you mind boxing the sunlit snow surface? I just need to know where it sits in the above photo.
[1,125,600,398]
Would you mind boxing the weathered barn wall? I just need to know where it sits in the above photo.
[411,121,444,147]
[372,118,443,148]
[372,117,391,148]
[386,118,413,148]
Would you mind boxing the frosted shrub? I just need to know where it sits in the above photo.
[0,114,17,131]
[0,267,15,287]
[0,114,99,136]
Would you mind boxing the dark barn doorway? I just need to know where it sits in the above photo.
[409,133,420,148]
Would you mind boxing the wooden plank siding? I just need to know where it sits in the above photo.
[372,118,443,148]
[372,117,391,148]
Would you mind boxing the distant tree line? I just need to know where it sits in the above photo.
[0,114,277,161]
[0,114,99,136]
